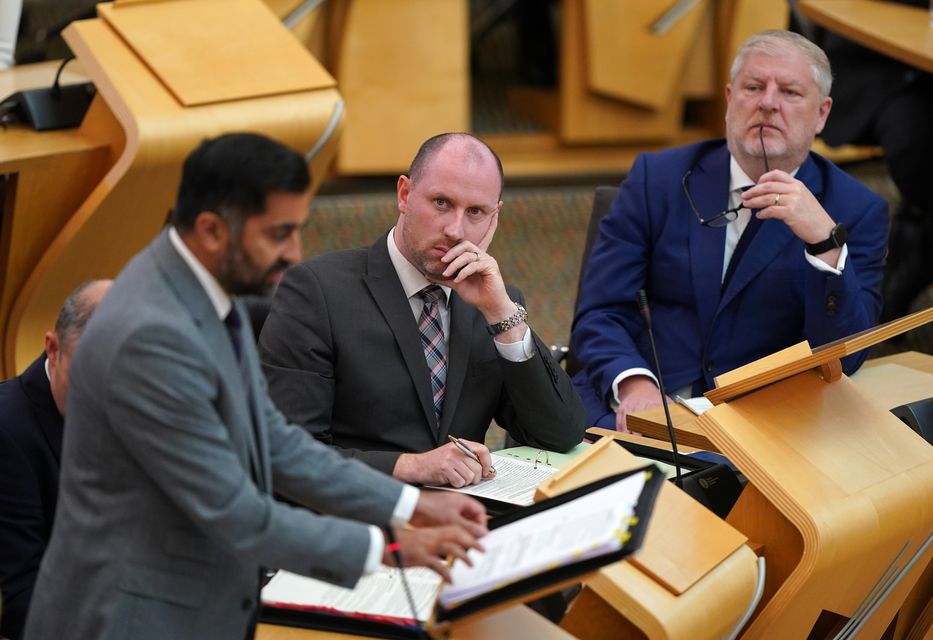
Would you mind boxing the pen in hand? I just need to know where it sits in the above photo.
[448,435,496,475]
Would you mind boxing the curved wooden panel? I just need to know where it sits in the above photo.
[4,6,343,375]
[698,371,933,638]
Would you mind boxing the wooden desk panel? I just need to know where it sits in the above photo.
[256,601,577,639]
[798,0,933,74]
[625,351,933,450]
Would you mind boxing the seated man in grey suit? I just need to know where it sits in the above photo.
[0,279,110,640]
[259,132,585,488]
[24,133,487,640]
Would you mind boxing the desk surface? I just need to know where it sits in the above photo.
[627,350,933,446]
[256,601,577,639]
[798,0,933,73]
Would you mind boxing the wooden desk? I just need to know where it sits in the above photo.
[256,600,578,639]
[626,350,933,447]
[798,0,933,74]
[0,0,344,378]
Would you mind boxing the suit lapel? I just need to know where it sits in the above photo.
[687,146,730,336]
[151,232,267,490]
[436,293,472,445]
[719,153,822,310]
[362,237,439,436]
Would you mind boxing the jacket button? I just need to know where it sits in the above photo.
[704,361,714,373]
[241,598,253,611]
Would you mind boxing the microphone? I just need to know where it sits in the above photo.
[636,289,684,487]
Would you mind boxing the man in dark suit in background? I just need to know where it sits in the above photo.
[0,279,111,639]
[571,30,887,430]
[259,132,585,488]
[24,133,486,640]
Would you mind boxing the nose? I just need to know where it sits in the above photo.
[442,211,466,243]
[282,230,303,265]
[758,82,779,112]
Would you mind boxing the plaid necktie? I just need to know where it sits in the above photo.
[417,285,447,426]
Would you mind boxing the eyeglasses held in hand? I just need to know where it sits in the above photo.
[682,170,744,228]
[683,126,771,228]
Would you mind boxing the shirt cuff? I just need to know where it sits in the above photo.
[493,327,534,362]
[391,484,420,528]
[364,526,385,574]
[362,484,420,575]
[610,368,659,410]
[804,243,848,274]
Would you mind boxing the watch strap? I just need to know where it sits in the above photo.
[486,303,527,335]
[806,223,847,255]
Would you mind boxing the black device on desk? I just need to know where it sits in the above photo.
[891,397,933,444]
[0,57,95,131]
[612,439,745,519]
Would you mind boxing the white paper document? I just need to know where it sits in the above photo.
[675,395,714,415]
[438,470,648,608]
[261,566,441,623]
[428,453,558,506]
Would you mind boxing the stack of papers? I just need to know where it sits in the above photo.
[428,453,558,506]
[262,566,441,625]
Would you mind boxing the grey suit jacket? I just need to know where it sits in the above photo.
[258,232,585,475]
[24,232,406,640]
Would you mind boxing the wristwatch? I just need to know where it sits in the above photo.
[486,303,528,335]
[805,223,847,255]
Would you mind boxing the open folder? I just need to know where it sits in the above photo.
[260,465,662,638]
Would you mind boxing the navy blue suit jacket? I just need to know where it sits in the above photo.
[571,140,888,427]
[0,355,63,640]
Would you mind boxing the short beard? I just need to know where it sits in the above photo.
[217,241,275,297]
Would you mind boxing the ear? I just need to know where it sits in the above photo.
[814,96,832,135]
[45,331,59,370]
[191,211,230,255]
[397,175,411,214]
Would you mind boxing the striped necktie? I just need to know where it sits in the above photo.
[417,285,447,426]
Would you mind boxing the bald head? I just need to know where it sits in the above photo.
[54,280,112,350]
[407,133,504,199]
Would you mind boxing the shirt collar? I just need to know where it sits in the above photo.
[729,155,800,192]
[386,227,451,305]
[168,226,232,320]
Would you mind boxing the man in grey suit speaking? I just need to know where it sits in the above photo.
[24,133,487,640]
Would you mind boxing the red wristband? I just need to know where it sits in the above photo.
[386,542,401,553]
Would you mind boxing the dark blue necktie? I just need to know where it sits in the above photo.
[722,211,762,292]
[224,309,243,362]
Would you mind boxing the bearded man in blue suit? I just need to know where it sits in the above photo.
[571,30,888,430]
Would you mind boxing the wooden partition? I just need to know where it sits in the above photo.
[285,0,788,177]
[0,0,344,377]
